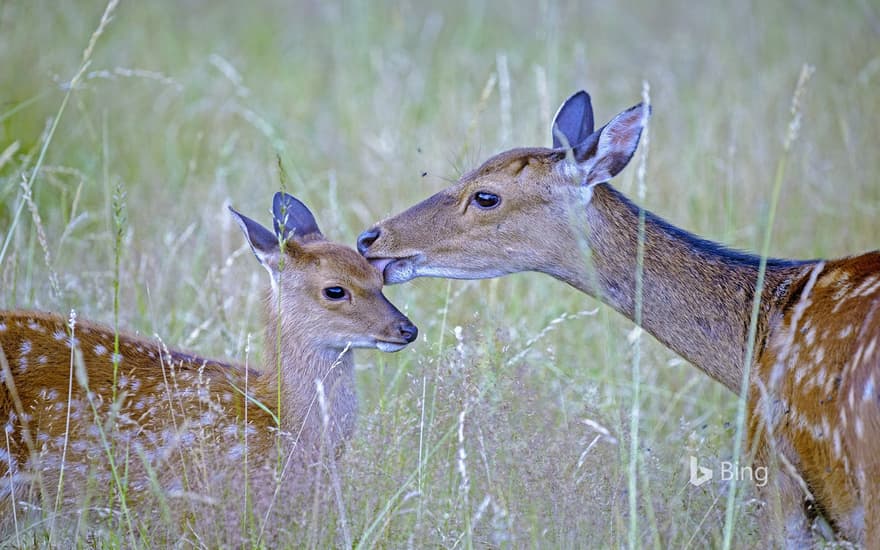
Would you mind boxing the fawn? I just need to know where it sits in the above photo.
[1,192,417,505]
[357,91,880,547]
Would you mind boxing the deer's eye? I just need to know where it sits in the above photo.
[322,286,348,301]
[472,191,500,209]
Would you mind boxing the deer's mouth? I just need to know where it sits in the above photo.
[375,340,409,352]
[367,255,422,285]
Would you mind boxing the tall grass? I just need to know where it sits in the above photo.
[1,0,878,547]
[722,63,815,550]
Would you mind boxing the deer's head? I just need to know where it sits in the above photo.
[358,91,649,285]
[231,193,418,352]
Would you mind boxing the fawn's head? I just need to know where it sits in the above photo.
[230,193,417,352]
[358,91,649,284]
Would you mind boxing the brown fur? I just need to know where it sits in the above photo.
[360,102,880,546]
[1,223,415,507]
[751,258,880,546]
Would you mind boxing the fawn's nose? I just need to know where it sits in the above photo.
[357,228,381,255]
[398,321,418,343]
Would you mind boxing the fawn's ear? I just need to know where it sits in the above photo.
[229,206,282,271]
[273,192,322,242]
[572,103,649,186]
[552,90,594,150]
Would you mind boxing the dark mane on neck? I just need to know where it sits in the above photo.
[602,183,811,270]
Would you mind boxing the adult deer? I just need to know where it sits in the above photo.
[357,91,880,547]
[1,193,417,504]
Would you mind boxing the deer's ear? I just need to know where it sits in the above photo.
[573,103,649,186]
[229,206,281,271]
[552,90,594,150]
[273,192,322,242]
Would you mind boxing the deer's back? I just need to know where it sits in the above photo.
[752,253,880,538]
[0,311,277,499]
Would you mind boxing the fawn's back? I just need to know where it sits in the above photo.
[0,310,271,497]
[1,192,418,506]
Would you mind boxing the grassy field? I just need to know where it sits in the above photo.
[1,0,878,547]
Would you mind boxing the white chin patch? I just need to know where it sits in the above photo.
[383,260,417,284]
[376,341,407,353]
[418,266,510,280]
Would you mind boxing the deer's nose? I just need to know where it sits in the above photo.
[357,228,381,255]
[398,321,418,343]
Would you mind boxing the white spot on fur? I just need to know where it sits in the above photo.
[94,344,107,356]
[824,373,838,395]
[53,330,65,340]
[769,361,787,389]
[803,325,816,346]
[111,353,123,365]
[853,275,880,297]
[19,340,31,355]
[38,355,47,364]
[816,367,827,389]
[861,278,880,297]
[864,376,876,402]
[0,322,6,332]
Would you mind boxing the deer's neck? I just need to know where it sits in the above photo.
[549,183,813,392]
[256,308,356,445]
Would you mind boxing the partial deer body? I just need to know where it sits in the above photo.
[1,193,417,503]
[358,91,879,546]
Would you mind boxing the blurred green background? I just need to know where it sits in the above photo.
[1,0,878,546]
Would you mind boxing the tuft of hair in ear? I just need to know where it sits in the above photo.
[273,192,322,242]
[552,90,594,150]
[575,103,650,186]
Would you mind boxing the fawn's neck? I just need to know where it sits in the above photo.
[549,183,814,392]
[256,306,356,444]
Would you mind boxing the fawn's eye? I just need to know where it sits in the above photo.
[472,191,500,209]
[322,286,348,301]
